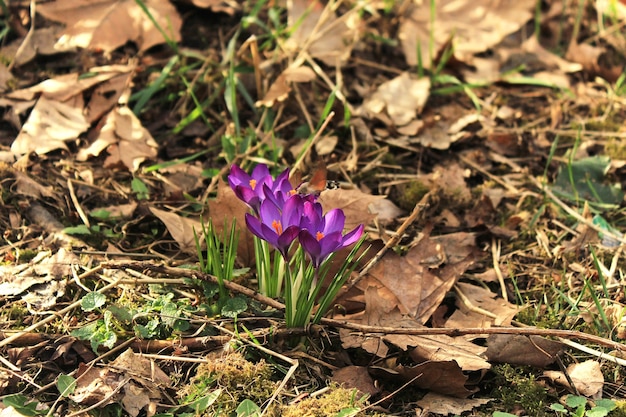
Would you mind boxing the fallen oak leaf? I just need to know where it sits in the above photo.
[286,0,362,66]
[256,66,316,107]
[359,72,431,127]
[399,0,536,68]
[318,188,384,231]
[149,207,202,254]
[11,97,90,155]
[206,180,256,266]
[78,106,158,172]
[37,0,182,53]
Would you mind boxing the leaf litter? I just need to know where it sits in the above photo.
[0,0,625,416]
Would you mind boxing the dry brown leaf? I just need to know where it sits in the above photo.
[368,198,404,226]
[13,171,56,200]
[256,66,316,107]
[342,228,476,324]
[90,203,138,219]
[150,207,202,254]
[7,65,133,102]
[85,70,134,123]
[463,36,582,85]
[7,65,134,156]
[2,26,76,67]
[187,0,240,14]
[206,181,256,266]
[0,249,76,311]
[544,360,604,397]
[286,0,361,66]
[417,392,491,415]
[71,364,124,405]
[486,335,562,368]
[399,0,536,68]
[314,135,338,156]
[78,106,158,171]
[445,282,519,330]
[0,63,11,93]
[340,287,489,397]
[10,97,90,155]
[340,287,489,369]
[37,0,182,53]
[566,41,623,83]
[381,360,477,398]
[122,383,152,417]
[71,348,168,416]
[318,188,383,230]
[159,164,206,195]
[331,366,379,397]
[360,72,430,126]
[112,348,171,387]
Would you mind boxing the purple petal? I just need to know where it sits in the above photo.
[342,224,365,246]
[259,223,280,247]
[273,168,293,192]
[277,225,300,249]
[234,185,257,202]
[319,231,343,253]
[258,199,281,223]
[228,165,249,188]
[299,230,322,259]
[322,209,346,235]
[282,195,305,225]
[245,214,264,239]
[300,201,323,231]
[251,164,271,181]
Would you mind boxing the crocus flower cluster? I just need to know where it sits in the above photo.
[228,164,364,268]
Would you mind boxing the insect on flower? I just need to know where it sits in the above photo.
[292,161,340,197]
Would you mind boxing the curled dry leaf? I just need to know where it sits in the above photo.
[314,135,338,156]
[78,106,158,172]
[444,282,519,331]
[399,0,536,68]
[8,65,135,157]
[380,360,478,398]
[149,207,203,254]
[566,41,623,83]
[3,26,76,67]
[6,64,134,102]
[187,0,240,15]
[70,348,169,416]
[345,228,476,323]
[417,393,491,415]
[331,366,379,397]
[318,188,384,231]
[544,360,604,397]
[206,181,256,266]
[286,0,361,66]
[463,36,582,85]
[37,0,182,53]
[486,335,562,368]
[256,66,316,107]
[11,97,90,155]
[359,72,430,126]
[340,288,489,397]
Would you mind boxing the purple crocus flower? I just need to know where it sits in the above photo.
[228,164,296,212]
[298,201,364,268]
[228,164,272,212]
[245,194,305,259]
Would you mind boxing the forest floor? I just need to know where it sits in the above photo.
[1,1,626,416]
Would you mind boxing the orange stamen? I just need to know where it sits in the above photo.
[249,179,257,190]
[316,231,324,241]
[272,220,283,235]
